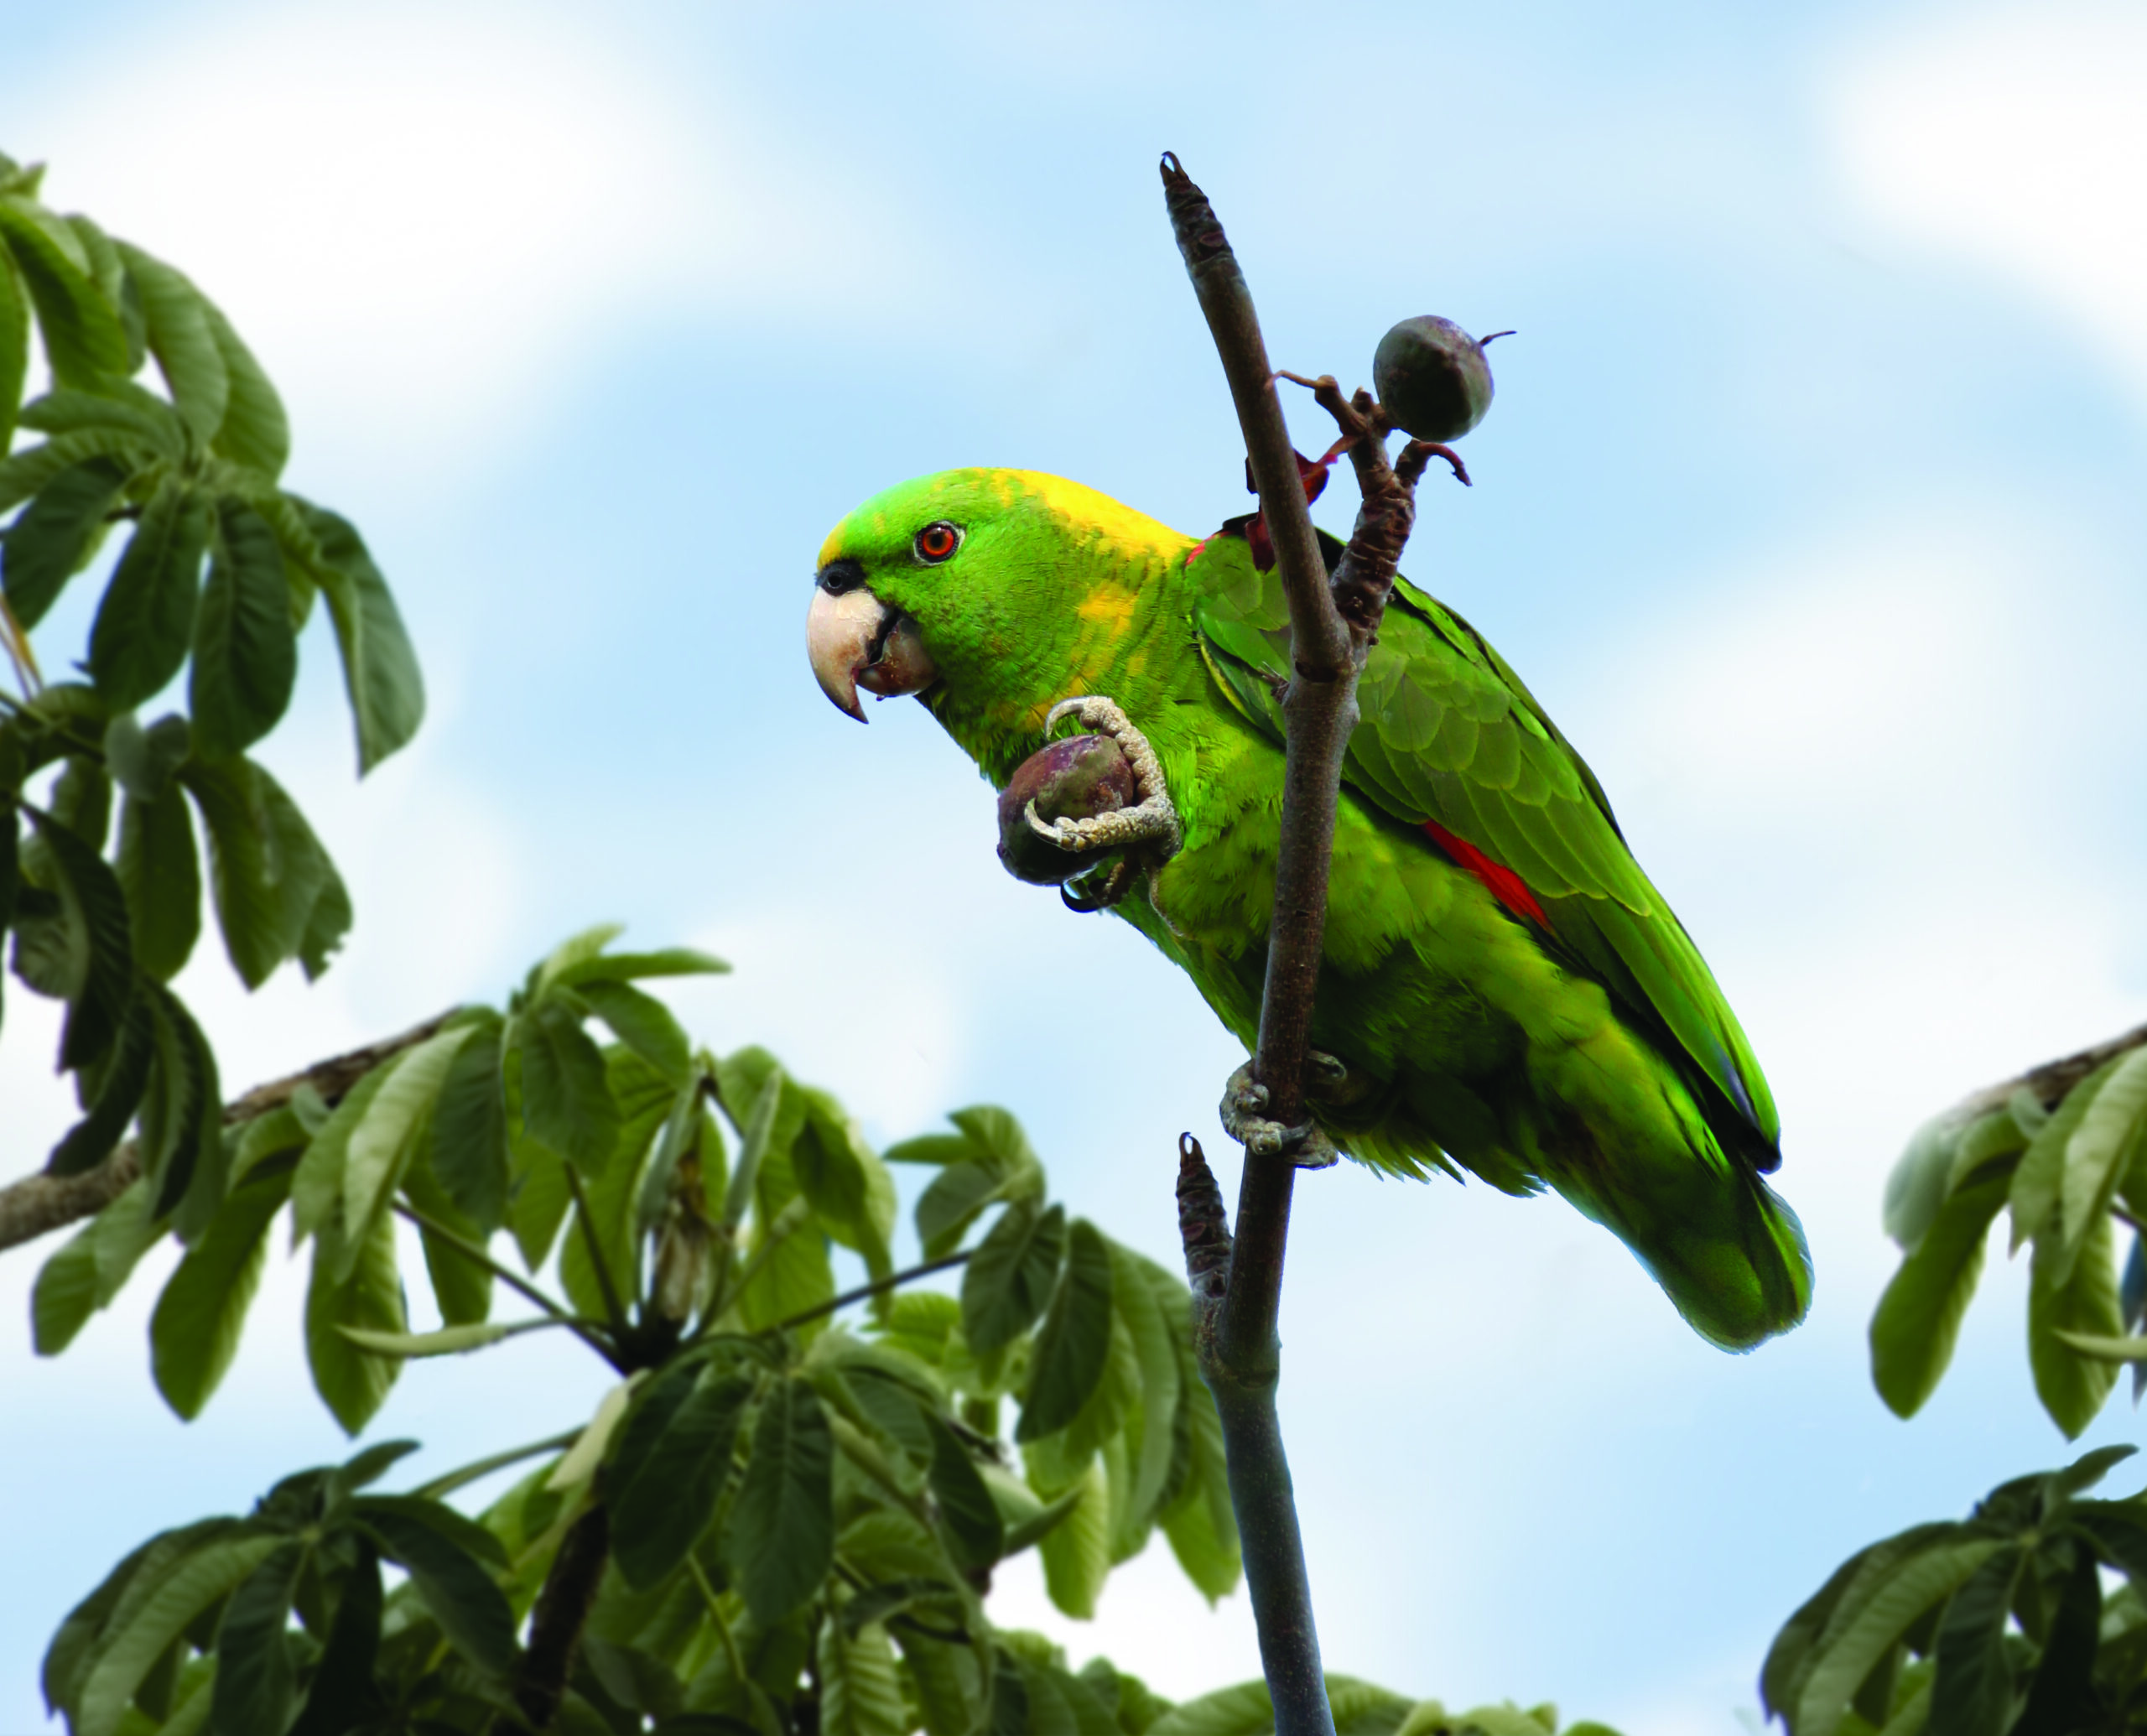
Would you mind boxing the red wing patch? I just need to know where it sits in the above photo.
[1423,821,1548,927]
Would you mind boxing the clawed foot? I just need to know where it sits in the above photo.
[1032,695,1182,912]
[1219,1062,1339,1170]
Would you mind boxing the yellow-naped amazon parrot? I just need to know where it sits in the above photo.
[807,468,1810,1350]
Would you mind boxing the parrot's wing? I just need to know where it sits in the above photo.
[1190,529,1780,1159]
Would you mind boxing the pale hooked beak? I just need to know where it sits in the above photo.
[807,569,939,722]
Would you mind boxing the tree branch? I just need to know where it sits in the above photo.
[1952,1019,2147,1121]
[0,1009,460,1254]
[513,1502,611,1731]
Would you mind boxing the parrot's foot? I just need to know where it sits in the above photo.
[1219,1063,1339,1171]
[1026,695,1183,866]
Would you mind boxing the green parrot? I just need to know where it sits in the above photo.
[807,467,1810,1350]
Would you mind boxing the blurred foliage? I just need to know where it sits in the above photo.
[1873,1042,2147,1438]
[2,146,423,1255]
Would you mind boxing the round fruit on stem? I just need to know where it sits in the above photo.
[1372,315,1495,443]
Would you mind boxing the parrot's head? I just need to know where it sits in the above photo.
[807,467,1190,732]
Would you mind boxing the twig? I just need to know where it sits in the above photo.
[412,1429,581,1502]
[0,1009,460,1253]
[392,1200,621,1370]
[769,1250,973,1335]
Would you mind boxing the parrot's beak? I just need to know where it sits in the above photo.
[807,577,938,723]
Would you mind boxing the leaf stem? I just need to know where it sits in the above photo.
[562,1159,632,1338]
[391,1200,621,1371]
[412,1428,581,1501]
[769,1250,973,1335]
[689,1557,747,1684]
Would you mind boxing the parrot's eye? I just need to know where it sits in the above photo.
[817,559,866,595]
[913,522,962,564]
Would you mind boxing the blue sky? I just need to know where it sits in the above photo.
[4,2,2147,1730]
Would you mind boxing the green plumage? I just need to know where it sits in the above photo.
[816,468,1811,1349]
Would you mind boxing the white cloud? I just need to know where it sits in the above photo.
[8,0,916,486]
[1827,1,2147,408]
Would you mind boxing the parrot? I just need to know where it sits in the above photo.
[807,467,1810,1350]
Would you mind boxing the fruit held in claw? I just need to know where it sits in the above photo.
[1372,315,1495,443]
[996,734,1136,884]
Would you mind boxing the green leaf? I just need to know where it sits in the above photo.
[190,496,296,758]
[116,244,229,444]
[720,1058,793,1230]
[428,1016,509,1231]
[115,778,201,982]
[1793,1537,2004,1736]
[287,1540,381,1736]
[58,215,140,372]
[728,1375,835,1624]
[1018,1219,1114,1442]
[138,981,224,1229]
[209,1541,304,1736]
[1928,1544,2025,1736]
[349,1493,507,1569]
[198,301,287,479]
[15,382,181,450]
[75,1532,283,1736]
[516,996,620,1172]
[1113,1249,1184,1536]
[820,1614,907,1736]
[151,1156,291,1418]
[356,1507,516,1679]
[923,1409,1005,1570]
[1159,1328,1238,1599]
[2011,1061,2122,1252]
[0,243,24,455]
[45,991,153,1176]
[182,755,336,988]
[26,805,135,1070]
[2030,1205,2123,1437]
[2056,1047,2147,1283]
[606,1362,756,1589]
[0,200,130,387]
[893,1629,982,1736]
[576,978,692,1085]
[0,424,148,515]
[30,1180,159,1354]
[1869,1173,2009,1420]
[337,1025,476,1281]
[554,946,729,987]
[289,497,423,772]
[289,1060,391,1247]
[88,481,210,710]
[297,856,351,980]
[0,456,127,626]
[964,1202,1066,1359]
[339,1321,511,1356]
[1036,1456,1110,1619]
[2015,1538,2101,1734]
[304,1208,406,1435]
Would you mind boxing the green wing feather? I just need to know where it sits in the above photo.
[1191,530,1780,1162]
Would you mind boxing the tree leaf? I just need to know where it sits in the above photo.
[0,200,130,387]
[31,1180,159,1354]
[88,480,210,710]
[289,1060,390,1248]
[27,804,135,1071]
[336,1025,475,1282]
[819,1614,907,1736]
[963,1202,1066,1359]
[182,755,335,988]
[286,1540,381,1736]
[338,1321,512,1357]
[606,1361,756,1589]
[304,1208,406,1435]
[0,456,127,626]
[2015,1538,2101,1734]
[1036,1456,1110,1619]
[74,1531,283,1736]
[727,1375,835,1624]
[2010,1058,2123,1252]
[427,1016,509,1231]
[2056,1047,2147,1284]
[923,1409,1005,1571]
[44,990,153,1176]
[150,1156,291,1418]
[1869,1173,2009,1420]
[289,496,423,772]
[2030,1206,2123,1437]
[190,496,296,758]
[116,244,229,444]
[208,1541,304,1736]
[114,780,201,982]
[1928,1543,2025,1736]
[1113,1247,1185,1537]
[516,996,620,1173]
[1017,1219,1114,1442]
[893,1629,982,1736]
[554,946,729,987]
[348,1493,507,1568]
[198,300,287,480]
[576,978,692,1086]
[0,240,25,455]
[356,1507,516,1679]
[1793,1538,2004,1736]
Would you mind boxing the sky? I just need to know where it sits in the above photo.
[3,1,2147,1731]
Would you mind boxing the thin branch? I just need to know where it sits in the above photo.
[412,1428,581,1502]
[0,1008,461,1254]
[562,1159,632,1338]
[769,1250,973,1335]
[1952,1020,2147,1122]
[392,1200,621,1371]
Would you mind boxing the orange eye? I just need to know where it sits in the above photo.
[913,522,961,564]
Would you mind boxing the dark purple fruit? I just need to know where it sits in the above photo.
[996,734,1137,885]
[1372,315,1495,443]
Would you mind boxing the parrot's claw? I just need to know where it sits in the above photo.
[1037,695,1183,863]
[1219,1063,1339,1171]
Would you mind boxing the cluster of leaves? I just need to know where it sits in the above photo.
[1872,1043,2147,1436]
[1141,1678,1618,1736]
[35,927,1250,1733]
[1763,1446,2147,1736]
[1,148,424,1249]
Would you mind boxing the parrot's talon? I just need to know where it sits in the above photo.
[1040,695,1183,865]
[1060,859,1133,913]
[1219,1063,1339,1170]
